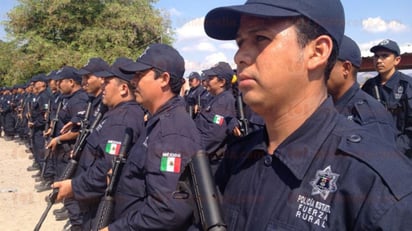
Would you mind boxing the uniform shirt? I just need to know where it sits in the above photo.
[185,85,207,113]
[30,89,51,129]
[72,100,145,201]
[335,83,397,145]
[216,98,412,231]
[109,96,201,230]
[55,89,89,145]
[194,90,236,156]
[362,71,412,156]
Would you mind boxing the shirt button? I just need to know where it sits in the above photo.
[347,134,362,143]
[264,155,272,166]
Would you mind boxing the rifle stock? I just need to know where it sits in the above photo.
[236,94,249,136]
[92,127,134,230]
[175,150,226,231]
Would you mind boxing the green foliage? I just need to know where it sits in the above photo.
[0,0,172,86]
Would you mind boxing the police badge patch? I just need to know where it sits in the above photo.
[309,166,339,200]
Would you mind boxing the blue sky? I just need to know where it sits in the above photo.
[1,0,412,75]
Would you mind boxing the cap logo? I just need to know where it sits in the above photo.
[380,39,390,45]
[139,46,150,59]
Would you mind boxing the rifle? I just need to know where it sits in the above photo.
[174,150,226,231]
[40,101,62,179]
[236,93,249,136]
[34,111,103,231]
[92,127,134,230]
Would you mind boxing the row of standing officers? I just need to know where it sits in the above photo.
[1,2,412,229]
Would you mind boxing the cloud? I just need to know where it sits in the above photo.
[175,17,206,41]
[362,17,407,33]
[173,17,237,74]
[168,8,182,17]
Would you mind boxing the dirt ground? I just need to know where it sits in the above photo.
[0,137,66,231]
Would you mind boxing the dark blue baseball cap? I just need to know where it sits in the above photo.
[96,57,135,82]
[203,62,234,83]
[338,35,362,68]
[76,58,110,76]
[188,72,201,80]
[46,70,59,81]
[204,0,345,46]
[56,66,82,83]
[370,39,401,56]
[121,43,185,79]
[31,73,48,83]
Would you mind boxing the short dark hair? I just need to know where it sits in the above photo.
[293,16,339,80]
[153,69,185,95]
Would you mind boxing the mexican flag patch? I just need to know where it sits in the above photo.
[105,140,122,156]
[213,114,224,126]
[160,152,181,173]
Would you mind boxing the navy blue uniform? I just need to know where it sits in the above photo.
[30,89,51,167]
[54,89,88,227]
[109,96,201,230]
[71,100,145,230]
[336,83,397,146]
[3,93,16,138]
[185,85,207,117]
[362,71,412,157]
[216,98,412,230]
[194,90,236,158]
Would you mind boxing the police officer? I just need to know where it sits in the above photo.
[27,74,51,175]
[361,39,412,158]
[194,62,237,171]
[45,66,89,228]
[327,35,397,147]
[0,87,5,137]
[52,57,145,230]
[204,0,412,230]
[2,86,16,140]
[95,44,202,230]
[185,71,206,118]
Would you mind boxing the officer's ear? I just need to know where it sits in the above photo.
[159,71,171,89]
[394,55,401,66]
[341,61,352,78]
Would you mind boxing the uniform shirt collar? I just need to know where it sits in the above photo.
[380,70,401,89]
[238,97,340,180]
[334,82,360,113]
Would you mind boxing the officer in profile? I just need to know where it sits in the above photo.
[98,43,201,230]
[361,39,412,157]
[194,62,237,172]
[204,0,412,230]
[185,71,206,118]
[52,57,146,230]
[327,35,397,146]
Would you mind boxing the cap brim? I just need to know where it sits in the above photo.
[75,69,90,75]
[94,70,113,78]
[204,4,299,40]
[120,61,152,73]
[370,45,399,56]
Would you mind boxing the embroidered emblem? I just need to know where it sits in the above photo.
[213,114,224,126]
[395,85,404,100]
[160,152,181,173]
[309,166,339,200]
[105,140,122,156]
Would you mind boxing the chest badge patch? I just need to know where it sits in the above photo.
[309,166,339,200]
[160,152,181,173]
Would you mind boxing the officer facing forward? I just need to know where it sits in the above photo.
[204,0,412,230]
[100,44,202,230]
[327,35,398,149]
[361,39,412,158]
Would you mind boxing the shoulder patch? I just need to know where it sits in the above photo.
[160,152,181,173]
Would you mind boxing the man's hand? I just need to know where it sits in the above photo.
[28,121,34,128]
[60,121,74,134]
[43,128,51,137]
[52,180,74,202]
[232,126,242,137]
[46,137,60,151]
